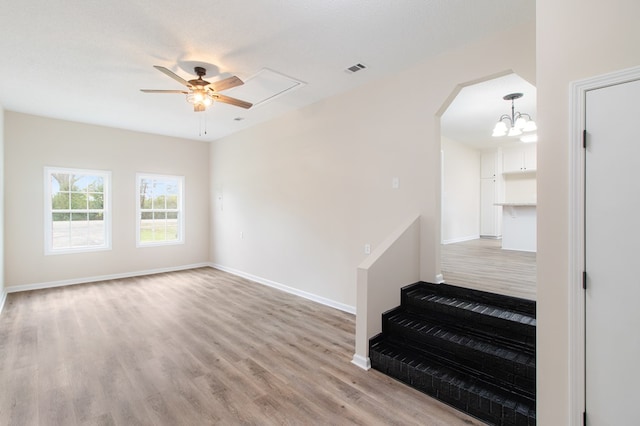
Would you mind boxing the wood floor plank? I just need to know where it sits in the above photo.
[38,385,76,426]
[0,267,483,425]
[441,238,537,300]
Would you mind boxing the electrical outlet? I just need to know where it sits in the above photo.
[240,231,244,239]
[392,177,400,189]
[364,244,371,254]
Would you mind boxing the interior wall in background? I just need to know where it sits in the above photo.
[0,105,5,312]
[504,174,536,203]
[209,22,535,308]
[441,136,480,244]
[4,112,210,289]
[536,0,640,424]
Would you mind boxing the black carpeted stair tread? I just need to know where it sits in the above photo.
[370,337,536,426]
[403,282,536,317]
[383,309,535,398]
[384,309,535,359]
[401,285,536,349]
[415,293,536,326]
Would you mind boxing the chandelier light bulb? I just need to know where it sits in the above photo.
[515,116,528,130]
[523,120,537,132]
[508,126,522,137]
[493,121,508,136]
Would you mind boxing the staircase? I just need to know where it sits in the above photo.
[369,282,536,426]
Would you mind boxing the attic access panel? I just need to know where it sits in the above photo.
[226,68,305,108]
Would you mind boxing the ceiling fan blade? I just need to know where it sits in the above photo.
[140,89,188,94]
[208,76,244,92]
[153,65,191,87]
[213,94,253,109]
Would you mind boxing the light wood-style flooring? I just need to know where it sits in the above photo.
[0,268,482,426]
[441,238,536,300]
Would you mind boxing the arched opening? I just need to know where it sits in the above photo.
[439,73,537,300]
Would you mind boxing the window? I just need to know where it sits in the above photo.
[45,167,111,255]
[136,174,184,246]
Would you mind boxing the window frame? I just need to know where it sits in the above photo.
[135,173,185,248]
[44,166,112,255]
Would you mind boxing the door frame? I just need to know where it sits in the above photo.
[569,65,640,425]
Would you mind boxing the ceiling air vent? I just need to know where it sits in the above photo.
[346,63,367,74]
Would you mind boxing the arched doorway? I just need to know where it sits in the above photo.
[439,73,537,300]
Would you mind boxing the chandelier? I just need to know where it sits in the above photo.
[492,93,537,137]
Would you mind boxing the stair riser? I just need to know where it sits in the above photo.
[402,302,535,348]
[389,336,534,398]
[402,282,536,316]
[370,345,535,426]
[382,322,535,397]
[384,307,535,354]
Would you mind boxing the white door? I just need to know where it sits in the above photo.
[481,151,497,179]
[480,178,496,236]
[585,78,640,425]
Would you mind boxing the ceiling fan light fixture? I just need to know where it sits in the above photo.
[186,90,214,111]
[142,65,252,113]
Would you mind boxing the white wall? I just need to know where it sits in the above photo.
[4,112,210,289]
[210,22,535,309]
[441,136,480,243]
[536,0,640,424]
[504,174,536,203]
[0,106,5,311]
[354,215,421,366]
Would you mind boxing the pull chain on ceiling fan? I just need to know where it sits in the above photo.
[140,66,253,112]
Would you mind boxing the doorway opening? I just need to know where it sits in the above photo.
[439,73,537,300]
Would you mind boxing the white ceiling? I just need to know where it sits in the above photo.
[0,1,535,142]
[441,73,537,150]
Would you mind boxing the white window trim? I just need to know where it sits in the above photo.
[135,173,185,248]
[44,166,112,255]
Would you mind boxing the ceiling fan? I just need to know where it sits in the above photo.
[141,66,253,112]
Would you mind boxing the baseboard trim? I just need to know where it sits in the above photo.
[501,247,536,253]
[6,263,211,293]
[351,354,371,370]
[443,235,479,245]
[0,289,7,315]
[209,263,356,315]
